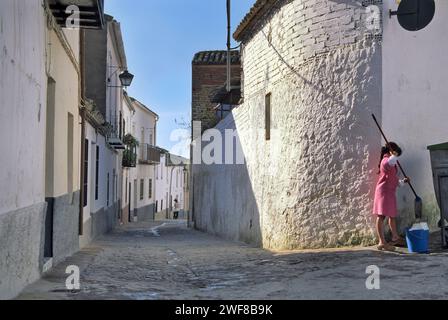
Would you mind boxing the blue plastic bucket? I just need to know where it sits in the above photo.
[406,228,429,254]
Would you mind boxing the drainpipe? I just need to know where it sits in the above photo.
[226,0,231,92]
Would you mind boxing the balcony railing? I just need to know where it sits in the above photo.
[104,115,126,150]
[139,144,161,165]
[48,0,105,30]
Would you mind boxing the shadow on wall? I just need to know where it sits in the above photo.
[193,0,385,250]
[192,112,262,247]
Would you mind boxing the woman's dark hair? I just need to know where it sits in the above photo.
[378,142,402,173]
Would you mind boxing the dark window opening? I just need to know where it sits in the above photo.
[125,177,128,204]
[107,173,110,207]
[140,179,144,201]
[119,112,122,140]
[95,146,99,200]
[123,119,126,138]
[265,93,272,141]
[83,139,89,207]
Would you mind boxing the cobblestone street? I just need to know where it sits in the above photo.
[17,221,448,300]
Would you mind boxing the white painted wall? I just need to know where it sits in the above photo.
[83,124,121,221]
[121,96,135,215]
[120,97,159,218]
[46,27,81,198]
[193,0,383,249]
[133,101,157,148]
[0,1,83,297]
[106,22,124,128]
[382,0,448,227]
[0,0,47,215]
[82,22,127,220]
[81,18,127,225]
[155,154,168,213]
[133,101,157,210]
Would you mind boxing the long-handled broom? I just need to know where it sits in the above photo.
[372,114,423,220]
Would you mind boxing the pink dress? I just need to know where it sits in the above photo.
[373,154,400,218]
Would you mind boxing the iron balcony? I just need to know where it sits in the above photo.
[139,144,161,165]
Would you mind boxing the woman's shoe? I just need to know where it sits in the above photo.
[389,238,407,247]
[377,244,396,252]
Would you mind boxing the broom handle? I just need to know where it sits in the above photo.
[371,114,419,198]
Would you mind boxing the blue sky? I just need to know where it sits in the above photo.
[104,0,255,155]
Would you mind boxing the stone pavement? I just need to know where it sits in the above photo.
[16,220,448,300]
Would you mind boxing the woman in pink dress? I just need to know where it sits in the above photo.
[373,142,410,251]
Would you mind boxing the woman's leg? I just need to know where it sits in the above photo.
[376,215,387,245]
[388,217,400,241]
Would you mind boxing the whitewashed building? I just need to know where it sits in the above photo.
[192,0,448,250]
[120,95,161,223]
[0,0,105,300]
[155,153,189,220]
[120,92,137,223]
[79,14,130,247]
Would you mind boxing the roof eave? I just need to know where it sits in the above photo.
[123,91,135,112]
[130,97,159,120]
[233,0,275,42]
[108,18,127,69]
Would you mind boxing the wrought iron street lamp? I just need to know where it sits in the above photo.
[119,70,134,87]
[107,66,135,88]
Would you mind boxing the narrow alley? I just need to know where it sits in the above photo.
[2,0,448,303]
[17,221,448,300]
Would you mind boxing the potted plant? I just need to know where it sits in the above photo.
[122,134,139,168]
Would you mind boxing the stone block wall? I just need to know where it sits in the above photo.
[0,203,46,300]
[193,0,383,249]
[52,192,81,266]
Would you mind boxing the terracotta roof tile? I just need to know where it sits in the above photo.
[192,50,240,65]
[234,0,277,42]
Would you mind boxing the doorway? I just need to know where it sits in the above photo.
[439,176,448,247]
[128,182,132,223]
[44,77,56,259]
[133,179,138,221]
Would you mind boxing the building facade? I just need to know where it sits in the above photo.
[191,0,448,250]
[42,7,82,269]
[192,50,241,135]
[1,0,50,299]
[79,15,127,247]
[155,154,188,220]
[0,1,168,300]
[0,0,105,299]
[121,92,136,224]
[129,98,161,221]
